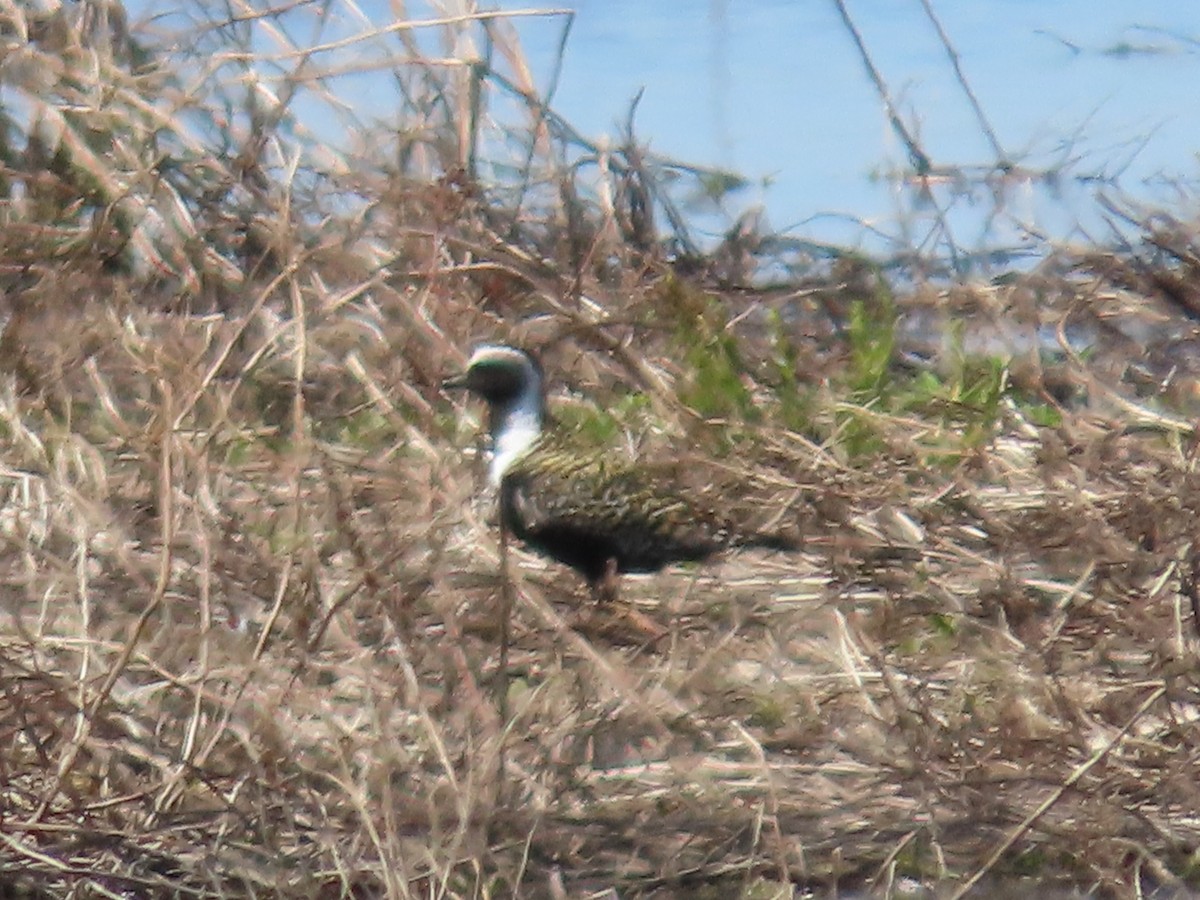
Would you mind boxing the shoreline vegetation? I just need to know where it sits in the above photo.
[2,2,1199,897]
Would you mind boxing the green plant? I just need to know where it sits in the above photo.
[766,308,814,433]
[846,287,897,403]
[660,278,758,424]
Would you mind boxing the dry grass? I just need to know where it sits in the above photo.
[1,2,1200,898]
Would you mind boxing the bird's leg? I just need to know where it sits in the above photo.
[584,556,667,643]
[590,557,620,604]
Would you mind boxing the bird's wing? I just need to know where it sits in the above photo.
[502,450,624,537]
[503,450,731,551]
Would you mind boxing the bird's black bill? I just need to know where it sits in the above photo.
[442,372,469,391]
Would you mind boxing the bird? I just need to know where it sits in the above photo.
[444,343,799,601]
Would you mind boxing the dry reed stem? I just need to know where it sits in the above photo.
[951,685,1170,899]
[0,1,1199,897]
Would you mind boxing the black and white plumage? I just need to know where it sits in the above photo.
[444,344,797,599]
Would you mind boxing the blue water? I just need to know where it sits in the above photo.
[495,0,1200,262]
[131,0,1200,267]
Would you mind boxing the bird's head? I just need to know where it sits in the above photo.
[444,344,546,483]
[442,344,544,408]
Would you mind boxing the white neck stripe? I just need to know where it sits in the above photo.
[488,383,543,485]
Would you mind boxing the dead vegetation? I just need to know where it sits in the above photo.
[1,1,1199,898]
